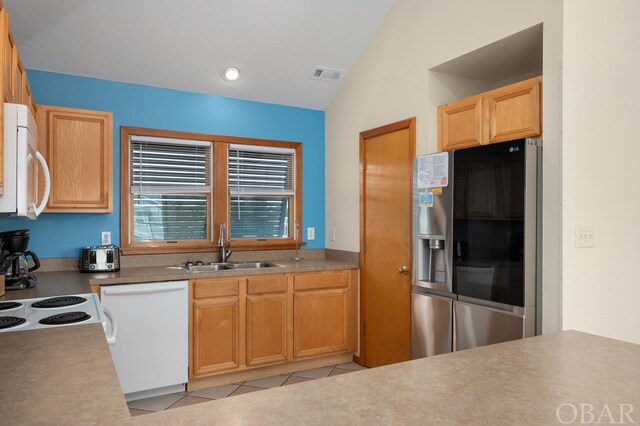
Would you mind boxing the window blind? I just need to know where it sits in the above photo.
[228,144,295,195]
[130,136,212,241]
[228,144,295,239]
[131,137,211,194]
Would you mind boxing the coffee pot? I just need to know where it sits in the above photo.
[0,229,40,290]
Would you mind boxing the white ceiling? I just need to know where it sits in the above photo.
[5,0,395,110]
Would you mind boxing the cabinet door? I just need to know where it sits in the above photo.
[246,293,288,366]
[487,77,541,143]
[191,296,240,377]
[13,49,24,105]
[293,288,349,359]
[1,11,16,103]
[438,96,485,151]
[37,105,113,212]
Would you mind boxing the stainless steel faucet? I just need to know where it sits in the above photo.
[218,224,232,263]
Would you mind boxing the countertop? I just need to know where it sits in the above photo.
[0,324,130,425]
[0,258,358,301]
[1,330,638,425]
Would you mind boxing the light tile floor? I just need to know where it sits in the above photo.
[128,362,367,417]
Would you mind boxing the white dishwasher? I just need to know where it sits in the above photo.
[101,280,188,401]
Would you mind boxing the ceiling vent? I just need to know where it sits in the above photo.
[312,67,342,81]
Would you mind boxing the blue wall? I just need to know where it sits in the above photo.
[0,71,325,257]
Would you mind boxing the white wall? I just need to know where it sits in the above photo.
[562,0,640,343]
[325,0,564,333]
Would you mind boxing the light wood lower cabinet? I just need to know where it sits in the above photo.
[191,277,241,378]
[246,293,288,366]
[189,269,358,380]
[192,297,240,376]
[293,288,350,358]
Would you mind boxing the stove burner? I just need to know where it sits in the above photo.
[0,316,26,330]
[39,311,91,326]
[31,296,87,309]
[0,302,22,311]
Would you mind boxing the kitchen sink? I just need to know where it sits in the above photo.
[184,263,234,272]
[227,262,282,269]
[184,262,283,272]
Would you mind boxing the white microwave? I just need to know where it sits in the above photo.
[0,103,50,219]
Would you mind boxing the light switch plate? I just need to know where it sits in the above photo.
[102,231,111,245]
[307,227,315,241]
[575,225,594,248]
[329,228,336,242]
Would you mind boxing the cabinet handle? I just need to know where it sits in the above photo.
[397,266,409,274]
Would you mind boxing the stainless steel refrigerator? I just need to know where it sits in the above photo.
[411,138,541,358]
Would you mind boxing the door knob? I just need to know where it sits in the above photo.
[397,266,409,274]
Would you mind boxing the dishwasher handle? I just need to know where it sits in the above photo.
[103,305,117,346]
[102,282,187,296]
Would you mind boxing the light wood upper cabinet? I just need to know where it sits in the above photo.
[438,76,542,151]
[1,9,16,103]
[0,6,38,196]
[487,77,541,143]
[26,85,37,117]
[36,105,113,212]
[438,95,485,152]
[13,48,24,104]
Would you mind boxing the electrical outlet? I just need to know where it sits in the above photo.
[575,225,594,248]
[307,227,315,241]
[102,231,111,245]
[329,227,336,242]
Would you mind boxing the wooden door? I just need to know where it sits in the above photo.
[191,296,240,377]
[438,96,485,151]
[360,118,415,367]
[246,293,288,366]
[487,76,541,143]
[293,288,349,359]
[37,105,113,212]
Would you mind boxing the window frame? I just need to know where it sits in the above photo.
[120,127,302,255]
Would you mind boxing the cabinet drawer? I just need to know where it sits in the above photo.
[247,275,288,295]
[293,270,350,291]
[193,278,240,299]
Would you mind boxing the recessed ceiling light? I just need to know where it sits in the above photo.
[222,66,240,81]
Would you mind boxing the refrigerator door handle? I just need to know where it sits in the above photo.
[452,302,458,352]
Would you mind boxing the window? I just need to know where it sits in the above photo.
[228,145,295,240]
[121,127,301,254]
[130,136,212,241]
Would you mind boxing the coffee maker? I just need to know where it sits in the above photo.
[0,229,40,290]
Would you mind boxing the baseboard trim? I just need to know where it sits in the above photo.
[187,353,354,391]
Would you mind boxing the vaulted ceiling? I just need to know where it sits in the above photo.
[5,0,395,110]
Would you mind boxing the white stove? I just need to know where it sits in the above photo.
[0,293,106,333]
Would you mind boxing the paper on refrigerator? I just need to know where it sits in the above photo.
[416,152,449,188]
